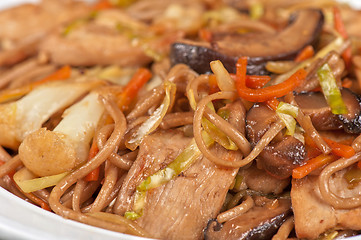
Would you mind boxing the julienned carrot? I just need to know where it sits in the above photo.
[208,75,219,94]
[305,133,355,159]
[92,0,113,10]
[32,194,52,211]
[246,75,271,89]
[323,137,355,158]
[230,74,271,89]
[295,45,315,62]
[292,154,338,179]
[14,181,51,211]
[235,57,307,102]
[333,7,348,39]
[85,141,100,182]
[266,98,279,111]
[117,68,152,111]
[0,65,72,103]
[36,65,72,85]
[199,29,213,43]
[333,6,352,68]
[342,78,353,88]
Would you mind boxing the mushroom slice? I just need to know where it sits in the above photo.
[246,103,307,179]
[204,199,291,240]
[294,88,361,134]
[170,9,324,75]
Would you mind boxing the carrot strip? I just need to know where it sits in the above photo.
[208,75,219,94]
[246,75,271,89]
[292,154,338,179]
[36,65,71,85]
[333,7,348,39]
[333,6,352,68]
[85,141,100,182]
[342,78,353,88]
[199,29,213,43]
[342,47,352,70]
[14,180,51,211]
[235,57,307,102]
[323,137,355,158]
[92,0,113,10]
[0,65,72,103]
[230,73,271,89]
[295,45,315,62]
[117,68,152,111]
[358,160,361,169]
[266,98,279,111]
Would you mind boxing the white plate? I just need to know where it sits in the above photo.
[0,0,361,240]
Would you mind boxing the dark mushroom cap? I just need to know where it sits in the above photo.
[204,199,291,240]
[295,88,361,134]
[246,103,306,179]
[170,9,324,75]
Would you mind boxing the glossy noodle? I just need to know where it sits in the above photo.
[1,0,361,239]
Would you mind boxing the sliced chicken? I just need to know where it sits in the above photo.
[292,171,361,239]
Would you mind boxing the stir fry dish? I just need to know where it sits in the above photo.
[2,0,361,239]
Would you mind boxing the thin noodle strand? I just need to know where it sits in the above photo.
[318,152,361,209]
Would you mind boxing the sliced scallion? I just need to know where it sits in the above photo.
[317,63,348,115]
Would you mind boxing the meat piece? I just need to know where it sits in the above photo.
[170,9,324,75]
[292,172,361,239]
[0,0,90,65]
[114,129,190,215]
[0,0,90,41]
[116,100,246,239]
[246,103,306,179]
[40,9,182,67]
[204,199,292,240]
[137,147,239,240]
[239,164,290,195]
[294,88,361,134]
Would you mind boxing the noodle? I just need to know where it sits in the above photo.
[272,216,294,240]
[159,111,194,129]
[0,155,22,178]
[72,179,87,212]
[193,91,253,168]
[0,146,11,162]
[318,152,361,209]
[47,96,146,235]
[89,161,118,213]
[126,85,164,120]
[1,0,361,239]
[0,57,39,89]
[216,195,254,223]
[8,64,56,88]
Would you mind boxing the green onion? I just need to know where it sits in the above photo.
[186,85,237,150]
[126,81,176,150]
[111,0,138,7]
[202,108,238,150]
[62,11,98,36]
[250,2,264,20]
[13,168,68,193]
[137,132,214,192]
[276,102,298,136]
[317,63,348,115]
